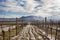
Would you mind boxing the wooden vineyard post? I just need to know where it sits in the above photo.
[45,17,47,30]
[55,26,58,40]
[1,25,4,40]
[45,17,47,29]
[44,17,46,29]
[16,17,18,40]
[2,31,4,40]
[45,17,48,36]
[9,26,10,40]
[50,19,53,39]
[16,17,18,35]
[47,25,49,36]
[51,27,52,39]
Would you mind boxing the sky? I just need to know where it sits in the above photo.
[0,0,60,18]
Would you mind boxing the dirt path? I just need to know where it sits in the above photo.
[11,24,50,40]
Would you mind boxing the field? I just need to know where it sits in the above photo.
[0,21,60,40]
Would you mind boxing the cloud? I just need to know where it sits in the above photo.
[0,0,43,12]
[0,0,26,12]
[0,10,34,18]
[34,0,60,17]
[0,0,6,2]
[0,14,21,18]
[1,0,27,12]
[0,0,60,18]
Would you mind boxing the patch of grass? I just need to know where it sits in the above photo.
[0,36,3,40]
[10,28,16,37]
[0,28,17,40]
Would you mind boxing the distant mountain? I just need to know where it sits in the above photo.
[0,16,43,21]
[20,16,43,21]
[0,18,16,21]
[47,15,60,21]
[1,15,60,22]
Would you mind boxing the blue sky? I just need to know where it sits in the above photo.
[0,0,60,18]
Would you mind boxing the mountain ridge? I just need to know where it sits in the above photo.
[0,15,60,21]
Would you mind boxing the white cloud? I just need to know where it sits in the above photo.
[0,15,22,18]
[0,0,26,12]
[0,0,43,12]
[0,15,4,18]
[0,0,60,18]
[34,9,52,17]
[34,0,60,17]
